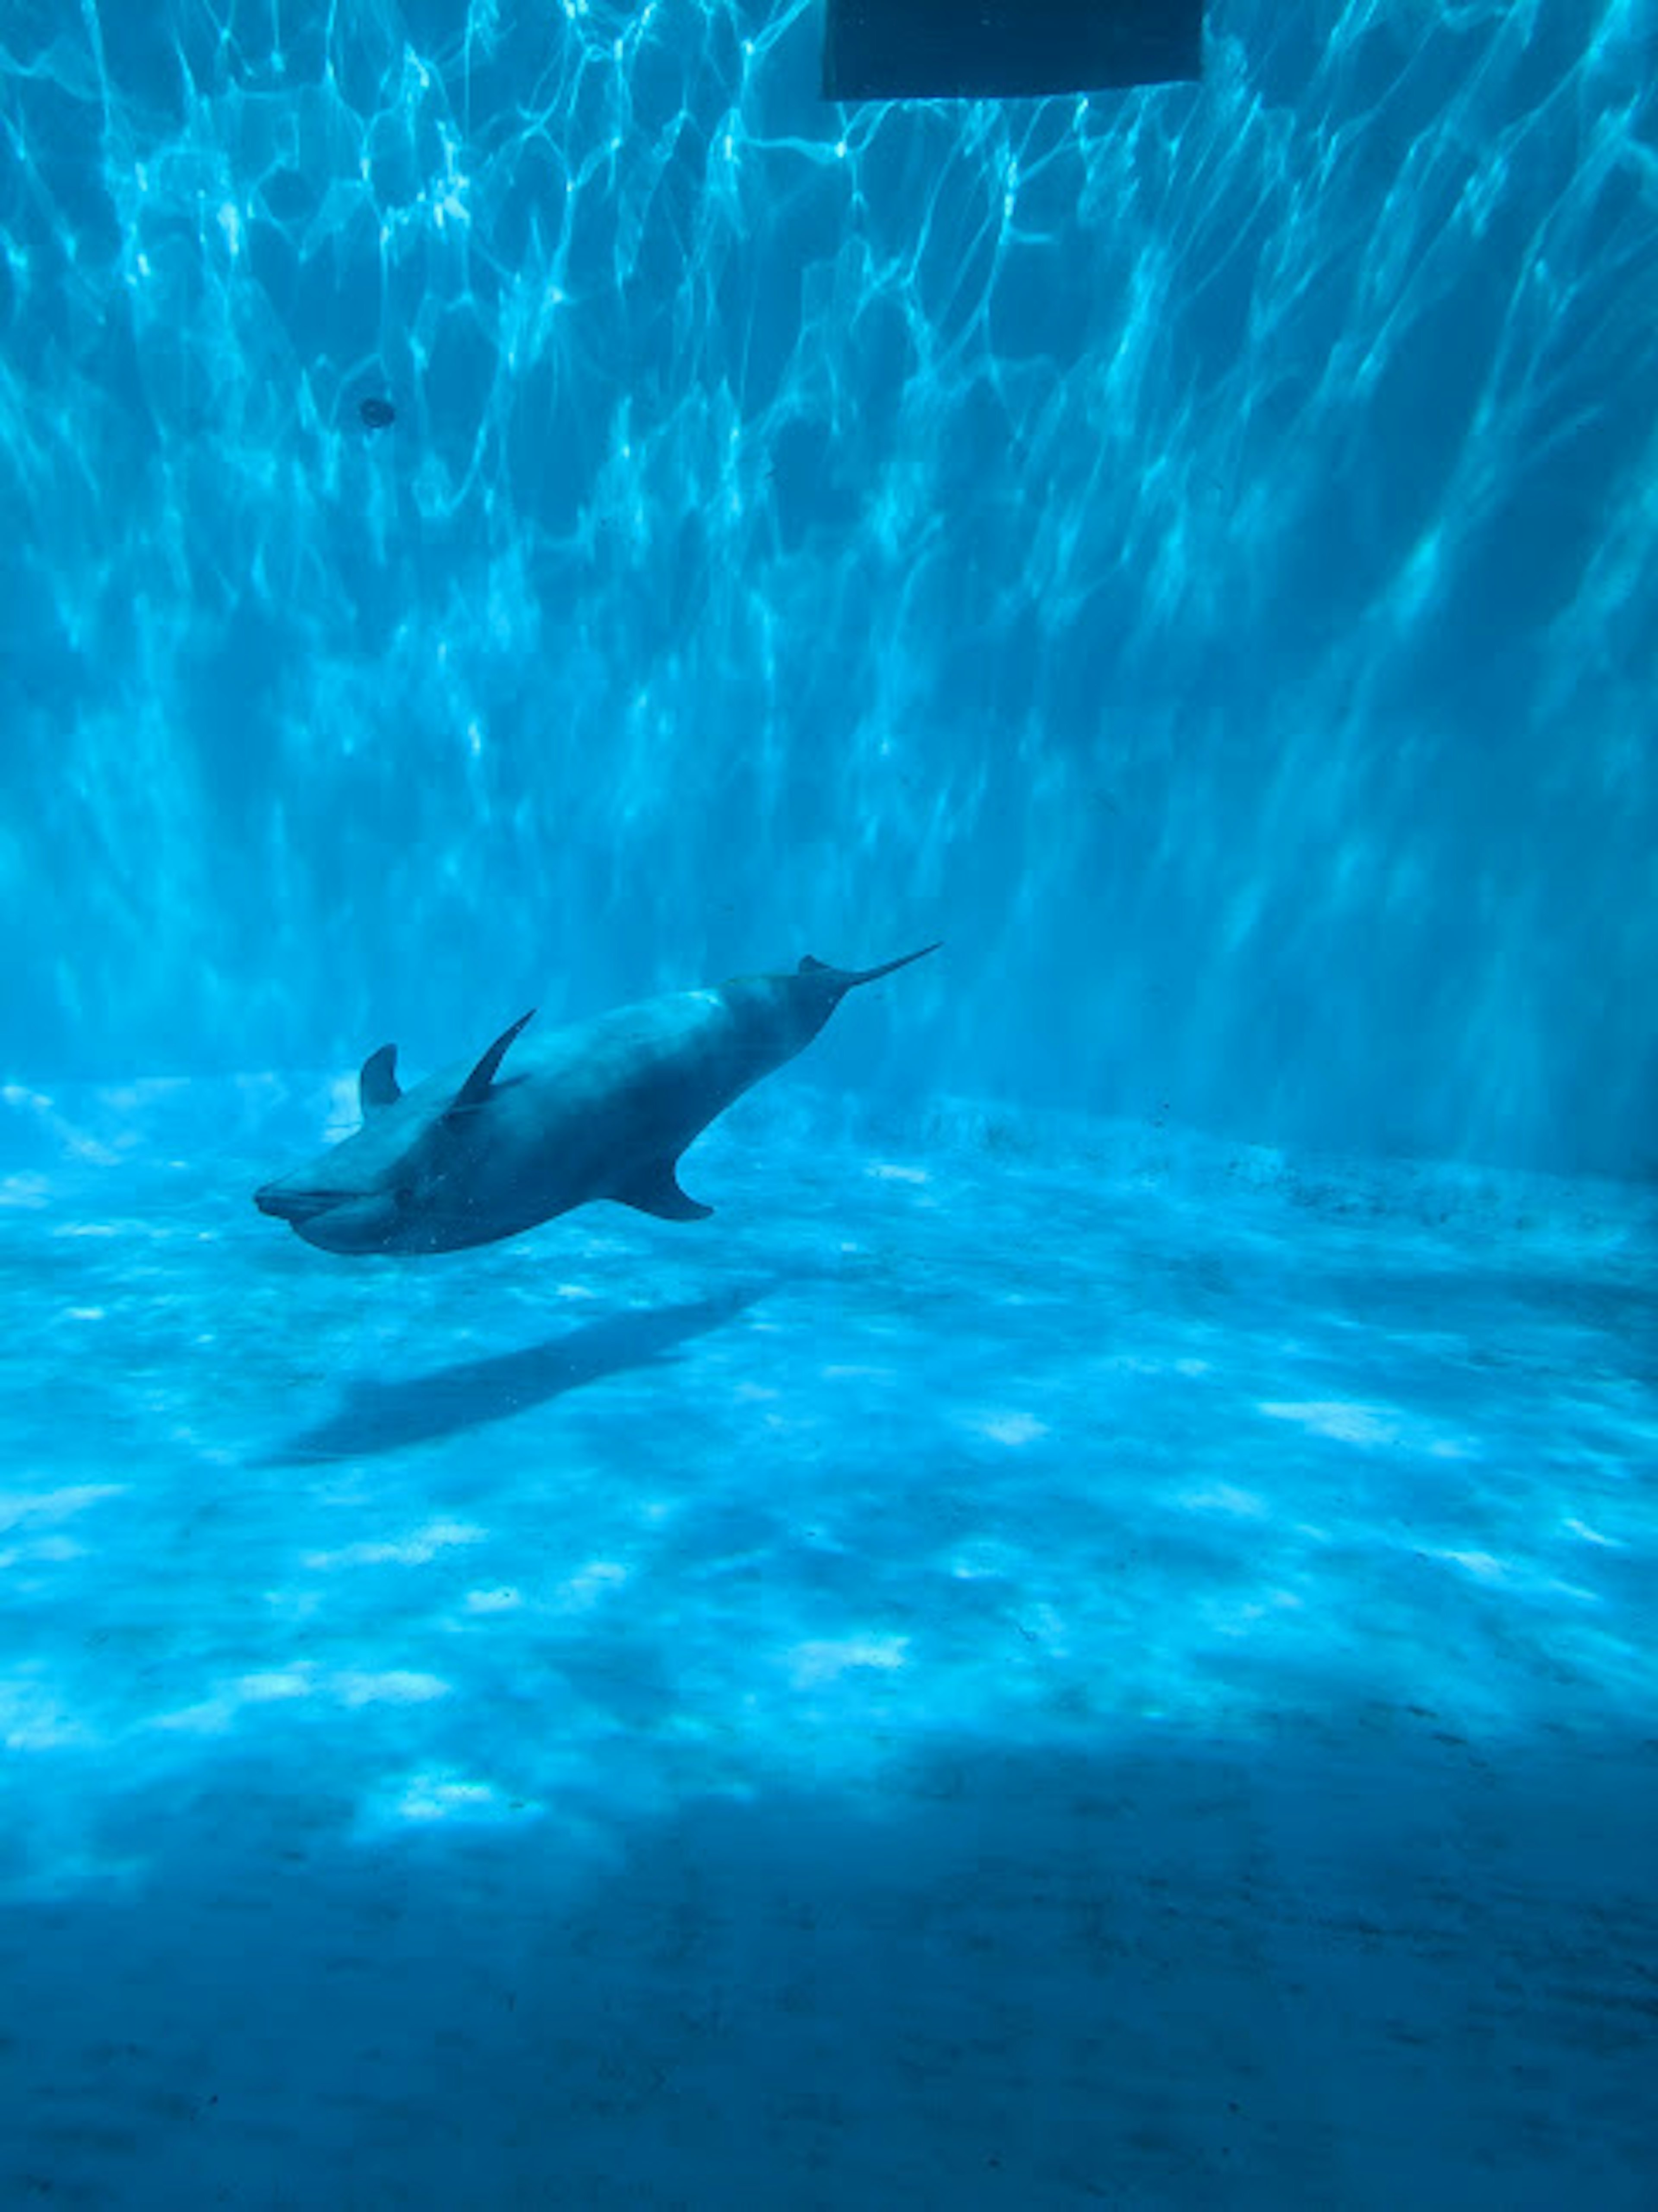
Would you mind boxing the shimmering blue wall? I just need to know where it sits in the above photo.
[1,0,1654,1174]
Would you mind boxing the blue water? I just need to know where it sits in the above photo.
[2,0,1656,2204]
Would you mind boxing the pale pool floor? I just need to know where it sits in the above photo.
[1,1082,1655,2208]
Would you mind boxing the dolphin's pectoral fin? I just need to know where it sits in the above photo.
[447,1009,536,1118]
[613,1161,714,1222]
[359,1043,402,1116]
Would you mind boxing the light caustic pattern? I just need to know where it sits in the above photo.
[0,1082,1655,1898]
[0,0,1656,1173]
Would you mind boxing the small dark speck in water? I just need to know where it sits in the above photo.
[359,396,396,431]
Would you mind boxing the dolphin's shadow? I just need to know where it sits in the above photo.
[263,1278,784,1464]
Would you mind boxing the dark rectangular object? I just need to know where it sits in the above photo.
[823,0,1205,102]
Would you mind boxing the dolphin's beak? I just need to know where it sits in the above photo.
[254,1184,344,1225]
[255,1185,407,1253]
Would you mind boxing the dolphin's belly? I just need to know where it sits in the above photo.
[426,991,779,1239]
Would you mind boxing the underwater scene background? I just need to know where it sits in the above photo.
[4,0,1656,1172]
[1,0,1655,2205]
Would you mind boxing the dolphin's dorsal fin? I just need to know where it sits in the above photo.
[447,1009,536,1117]
[798,955,832,975]
[613,1160,713,1222]
[359,1044,402,1117]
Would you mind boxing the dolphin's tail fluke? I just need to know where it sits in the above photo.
[798,942,941,990]
[847,940,943,988]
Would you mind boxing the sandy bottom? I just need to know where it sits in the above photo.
[1,1079,1654,2208]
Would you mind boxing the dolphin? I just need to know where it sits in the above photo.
[254,943,940,1256]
